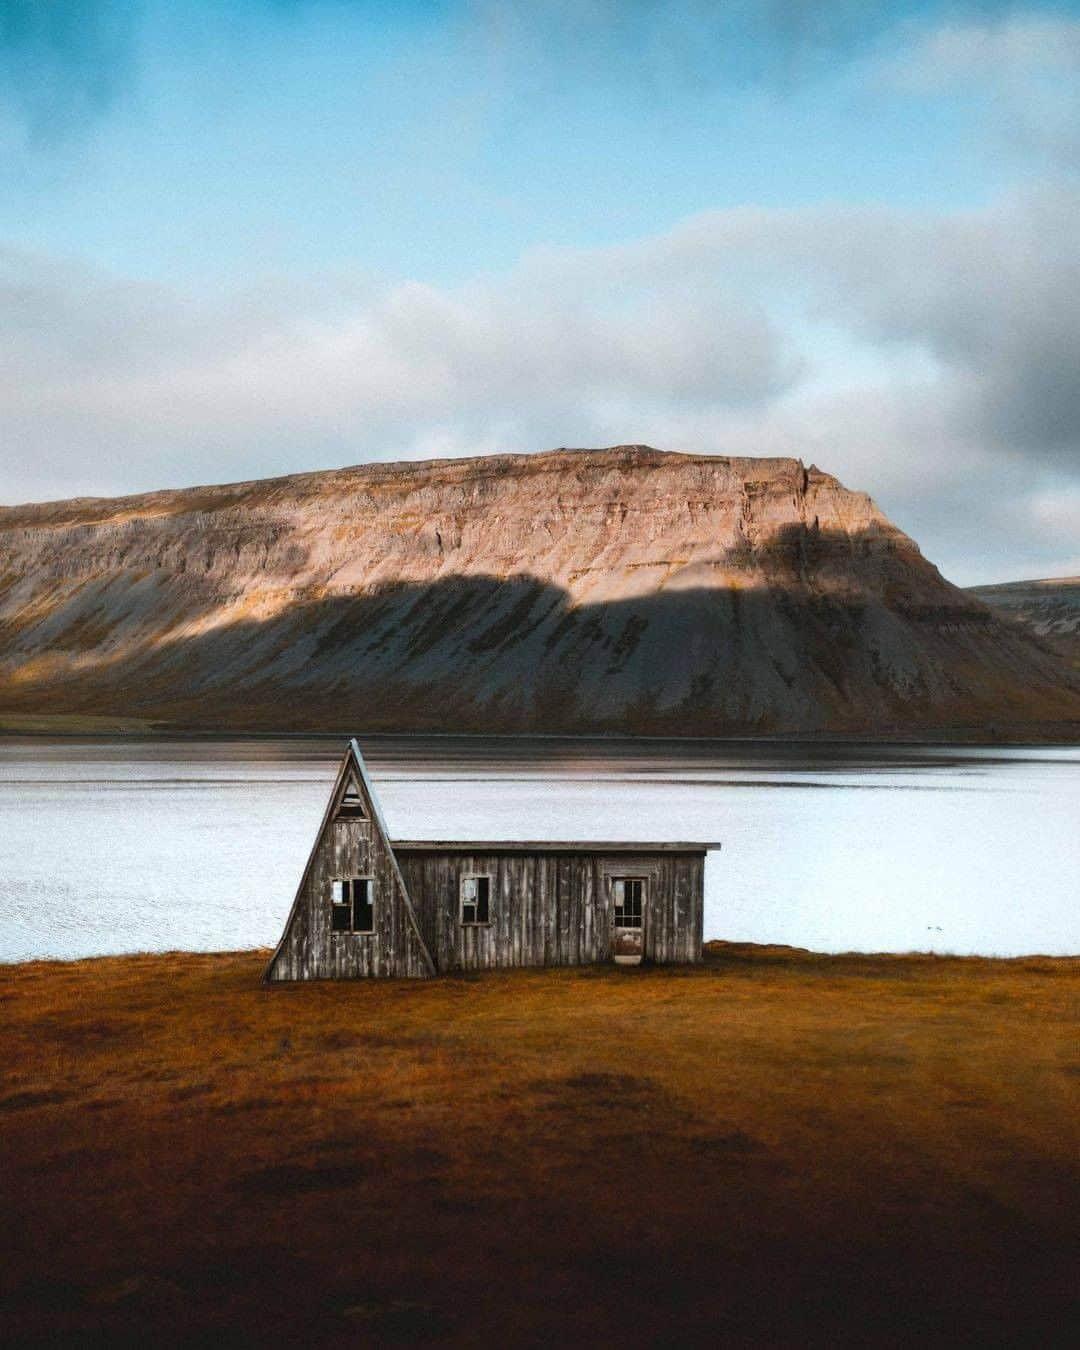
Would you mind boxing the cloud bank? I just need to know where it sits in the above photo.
[2,3,1077,585]
[2,185,1077,585]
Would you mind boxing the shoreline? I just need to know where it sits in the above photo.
[5,940,1078,972]
[1,715,1078,746]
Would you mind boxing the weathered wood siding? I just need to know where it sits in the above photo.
[264,742,705,981]
[397,850,704,972]
[266,817,431,980]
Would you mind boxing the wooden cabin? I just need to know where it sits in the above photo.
[264,740,713,981]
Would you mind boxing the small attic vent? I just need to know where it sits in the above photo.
[335,777,367,820]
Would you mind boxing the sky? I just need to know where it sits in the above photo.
[1,1,1078,585]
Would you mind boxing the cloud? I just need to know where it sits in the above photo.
[1,184,1077,583]
[0,228,805,469]
[463,1,1025,88]
[0,1,1033,146]
[891,12,1080,87]
[781,188,1080,465]
[0,0,136,141]
[883,11,1080,168]
[551,185,1080,467]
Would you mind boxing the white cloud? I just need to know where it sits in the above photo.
[890,14,1080,89]
[0,186,1077,584]
[881,13,1080,169]
[1028,482,1080,540]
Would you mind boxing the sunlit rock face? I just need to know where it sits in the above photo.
[0,445,1077,735]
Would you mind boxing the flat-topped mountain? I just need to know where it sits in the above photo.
[1,446,1077,737]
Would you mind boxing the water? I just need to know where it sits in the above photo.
[1,736,1077,964]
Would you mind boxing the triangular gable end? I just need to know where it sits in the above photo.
[263,740,436,980]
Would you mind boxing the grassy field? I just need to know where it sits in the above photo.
[2,944,1077,1347]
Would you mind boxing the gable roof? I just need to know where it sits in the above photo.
[262,739,435,981]
[343,740,436,975]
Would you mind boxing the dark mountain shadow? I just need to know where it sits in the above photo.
[2,521,1078,735]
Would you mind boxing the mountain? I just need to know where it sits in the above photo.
[965,578,1080,666]
[1,446,1077,738]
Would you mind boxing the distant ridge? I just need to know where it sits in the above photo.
[0,446,1077,739]
[965,577,1080,666]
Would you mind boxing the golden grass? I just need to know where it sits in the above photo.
[2,944,1077,1347]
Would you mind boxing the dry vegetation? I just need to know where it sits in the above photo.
[2,944,1077,1347]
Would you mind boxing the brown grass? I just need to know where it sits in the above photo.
[2,944,1077,1347]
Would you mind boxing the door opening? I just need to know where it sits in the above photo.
[612,877,645,965]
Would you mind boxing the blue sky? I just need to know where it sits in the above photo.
[1,1,1078,582]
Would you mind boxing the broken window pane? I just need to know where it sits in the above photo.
[461,875,491,926]
[352,879,374,933]
[331,877,373,933]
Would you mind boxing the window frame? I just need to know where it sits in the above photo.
[330,876,375,935]
[459,873,493,927]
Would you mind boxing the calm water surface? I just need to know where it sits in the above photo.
[1,736,1077,963]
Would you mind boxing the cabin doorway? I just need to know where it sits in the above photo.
[612,877,644,965]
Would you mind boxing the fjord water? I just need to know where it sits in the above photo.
[1,737,1077,964]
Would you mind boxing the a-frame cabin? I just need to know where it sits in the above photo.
[264,741,436,980]
[265,740,713,981]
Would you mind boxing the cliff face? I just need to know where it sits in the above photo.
[1,446,1077,735]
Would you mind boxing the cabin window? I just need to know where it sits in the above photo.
[612,877,644,928]
[331,877,374,934]
[460,875,491,926]
[335,777,367,820]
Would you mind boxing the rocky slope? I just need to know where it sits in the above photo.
[1,446,1077,736]
[966,578,1080,666]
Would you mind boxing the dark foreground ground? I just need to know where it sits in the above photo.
[2,945,1077,1348]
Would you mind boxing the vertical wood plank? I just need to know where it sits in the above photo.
[274,834,709,979]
